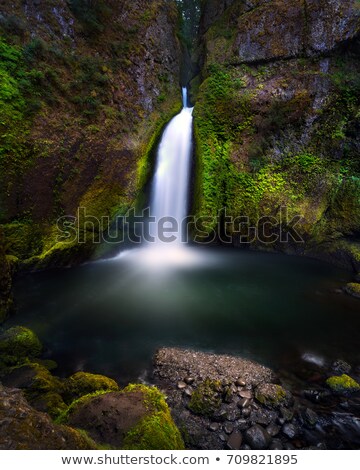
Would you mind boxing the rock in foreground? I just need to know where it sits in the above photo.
[0,385,97,450]
[62,384,184,450]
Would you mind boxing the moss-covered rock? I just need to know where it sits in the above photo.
[121,384,185,450]
[0,384,98,450]
[0,326,42,368]
[61,385,184,450]
[64,371,119,402]
[188,378,222,417]
[1,363,66,418]
[255,383,288,408]
[326,374,360,394]
[345,283,360,299]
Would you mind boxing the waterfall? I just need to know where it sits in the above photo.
[114,88,207,268]
[150,88,193,244]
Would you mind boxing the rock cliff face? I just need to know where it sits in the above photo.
[202,0,360,64]
[0,0,181,275]
[193,0,360,269]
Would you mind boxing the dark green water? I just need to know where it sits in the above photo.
[11,247,360,384]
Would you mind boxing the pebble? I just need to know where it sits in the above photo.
[214,408,228,422]
[280,407,293,422]
[284,442,295,450]
[224,423,234,434]
[239,390,252,399]
[226,409,239,422]
[226,431,243,450]
[332,360,351,375]
[282,423,298,439]
[266,424,281,437]
[269,439,283,450]
[238,398,251,408]
[244,424,271,450]
[209,422,220,432]
[219,433,227,442]
[183,387,192,397]
[303,408,318,426]
[242,407,251,418]
[235,379,246,387]
[184,376,195,385]
[237,419,248,431]
[177,381,187,390]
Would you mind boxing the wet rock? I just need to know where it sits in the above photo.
[279,407,294,422]
[239,390,252,399]
[237,419,248,431]
[269,439,284,450]
[223,385,236,403]
[255,383,288,408]
[219,433,227,442]
[282,423,298,440]
[183,388,192,397]
[66,385,184,450]
[0,327,42,368]
[242,407,251,418]
[332,360,351,375]
[303,389,332,403]
[177,381,187,390]
[0,385,97,450]
[250,409,276,426]
[224,423,234,435]
[266,424,281,437]
[244,424,271,450]
[64,372,119,402]
[345,283,360,299]
[184,377,195,385]
[284,442,295,450]
[209,422,220,432]
[238,398,251,408]
[188,379,222,417]
[303,408,318,427]
[235,379,246,387]
[213,407,228,422]
[227,431,243,450]
[326,374,360,394]
[226,407,240,421]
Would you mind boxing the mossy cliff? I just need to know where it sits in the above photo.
[0,0,182,278]
[192,0,360,270]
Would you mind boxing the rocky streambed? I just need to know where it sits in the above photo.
[152,348,360,450]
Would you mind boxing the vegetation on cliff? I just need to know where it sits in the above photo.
[192,0,360,269]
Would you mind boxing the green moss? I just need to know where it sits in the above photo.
[345,283,360,299]
[64,371,119,403]
[326,374,360,394]
[56,390,112,424]
[0,326,42,366]
[255,383,287,408]
[122,384,185,450]
[1,362,67,418]
[188,379,222,417]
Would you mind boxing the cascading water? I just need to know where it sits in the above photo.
[150,87,193,244]
[115,88,206,268]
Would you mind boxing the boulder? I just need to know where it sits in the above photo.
[0,385,97,450]
[63,371,119,402]
[244,424,271,450]
[62,384,184,450]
